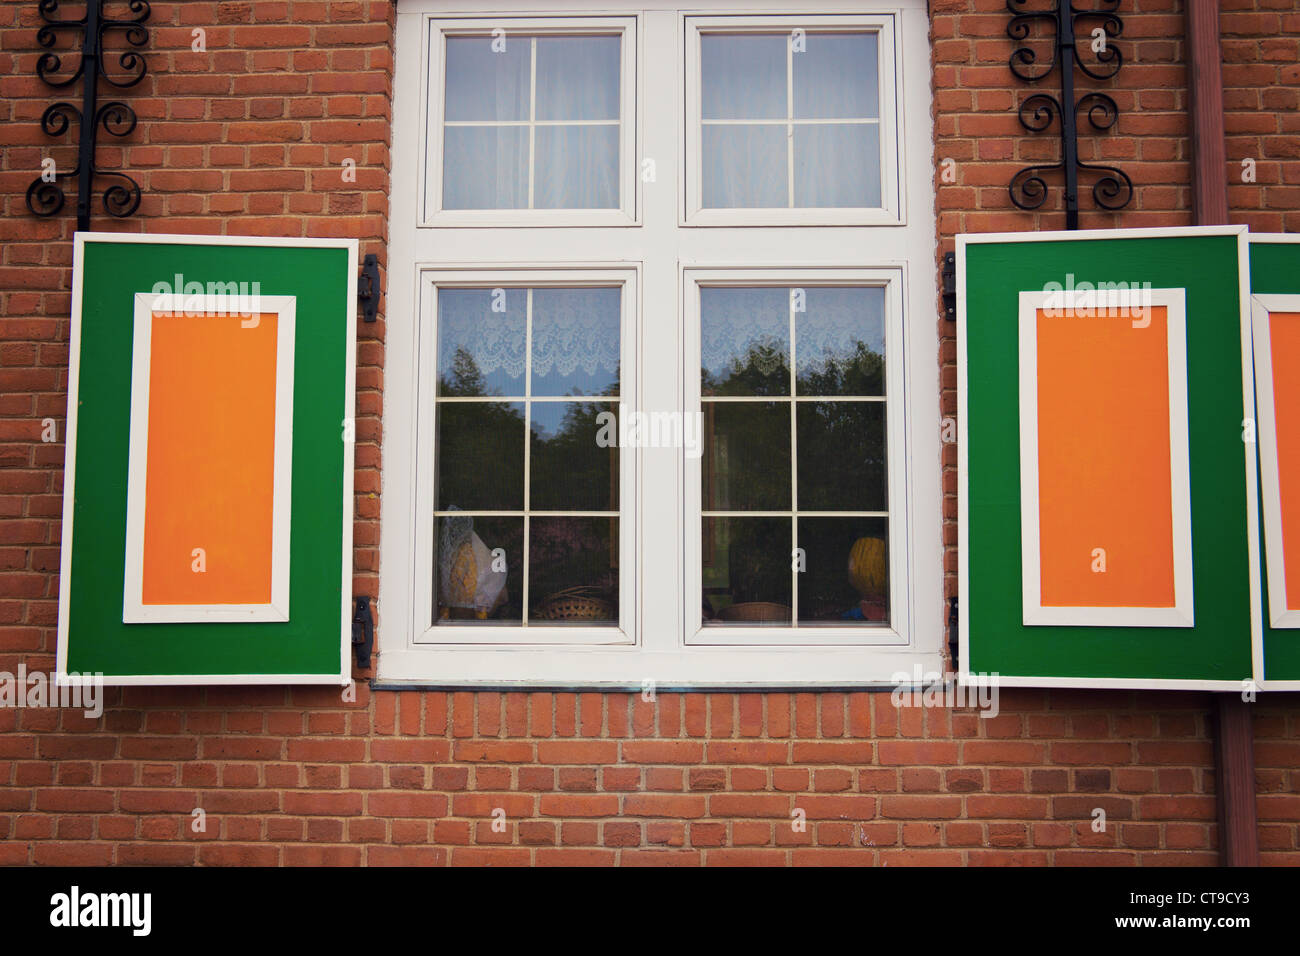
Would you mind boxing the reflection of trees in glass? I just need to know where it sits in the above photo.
[798,402,886,511]
[439,346,502,397]
[702,341,789,396]
[797,341,884,396]
[531,401,617,512]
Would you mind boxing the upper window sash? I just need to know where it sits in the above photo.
[421,16,639,228]
[682,14,902,227]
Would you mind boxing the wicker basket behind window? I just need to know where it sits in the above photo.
[533,586,615,621]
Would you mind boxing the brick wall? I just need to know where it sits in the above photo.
[0,0,1297,865]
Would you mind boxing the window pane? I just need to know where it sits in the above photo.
[445,36,530,121]
[703,517,792,624]
[701,287,790,396]
[529,517,618,625]
[796,287,886,396]
[435,402,525,511]
[798,517,888,625]
[532,288,621,396]
[702,124,787,208]
[793,33,879,120]
[435,514,523,624]
[704,402,791,511]
[796,401,886,511]
[793,123,880,208]
[534,125,619,209]
[437,288,527,396]
[530,401,618,512]
[701,34,787,120]
[535,36,620,121]
[443,126,528,209]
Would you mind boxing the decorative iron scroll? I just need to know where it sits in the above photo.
[1006,0,1132,229]
[25,0,150,232]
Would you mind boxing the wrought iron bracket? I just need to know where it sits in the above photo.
[1006,0,1132,229]
[25,0,150,232]
[358,254,381,323]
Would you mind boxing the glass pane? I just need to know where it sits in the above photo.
[534,125,619,209]
[535,36,620,121]
[702,124,787,208]
[437,288,527,397]
[793,123,880,208]
[796,287,886,396]
[702,517,792,624]
[529,517,618,625]
[798,517,889,625]
[444,36,530,122]
[701,34,787,120]
[701,287,790,396]
[435,401,525,510]
[434,514,523,624]
[531,288,621,396]
[704,402,790,511]
[530,401,618,512]
[793,33,879,119]
[796,401,886,511]
[443,126,528,209]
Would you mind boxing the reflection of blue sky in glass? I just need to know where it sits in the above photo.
[532,288,621,396]
[793,33,878,119]
[437,288,527,395]
[701,288,790,394]
[445,37,529,121]
[796,287,885,395]
[536,37,620,120]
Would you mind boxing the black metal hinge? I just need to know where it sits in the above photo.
[352,596,374,669]
[947,596,959,672]
[358,253,380,323]
[942,252,956,322]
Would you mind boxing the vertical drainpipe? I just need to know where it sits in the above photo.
[1186,0,1259,867]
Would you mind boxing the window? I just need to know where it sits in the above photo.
[386,0,938,686]
[684,15,901,225]
[422,17,638,225]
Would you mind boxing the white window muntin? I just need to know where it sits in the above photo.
[412,267,639,645]
[683,267,910,646]
[421,16,639,227]
[682,14,902,227]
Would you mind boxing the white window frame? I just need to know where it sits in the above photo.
[1251,293,1300,629]
[384,0,940,687]
[122,292,296,624]
[413,267,639,645]
[421,15,640,228]
[682,14,902,227]
[1017,287,1194,629]
[683,266,910,645]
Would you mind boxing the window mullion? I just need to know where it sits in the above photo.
[523,288,533,624]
